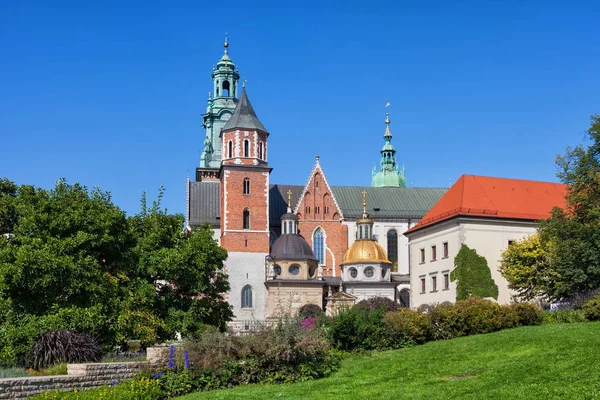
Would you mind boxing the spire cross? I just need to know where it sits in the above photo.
[242,78,247,88]
[224,32,229,54]
[287,190,292,208]
[362,190,367,214]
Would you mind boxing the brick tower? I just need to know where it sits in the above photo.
[220,87,271,321]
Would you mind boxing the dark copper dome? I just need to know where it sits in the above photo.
[271,234,317,261]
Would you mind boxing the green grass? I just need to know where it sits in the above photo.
[179,322,600,400]
[0,367,33,378]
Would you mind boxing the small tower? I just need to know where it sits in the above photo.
[220,87,271,321]
[340,191,396,302]
[371,109,406,187]
[266,191,323,317]
[199,35,240,174]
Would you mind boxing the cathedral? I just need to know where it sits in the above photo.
[186,39,447,326]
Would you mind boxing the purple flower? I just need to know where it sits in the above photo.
[184,350,190,370]
[167,345,175,368]
[110,381,116,386]
[153,372,163,379]
[301,317,315,331]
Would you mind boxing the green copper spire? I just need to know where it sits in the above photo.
[371,106,406,187]
[200,35,240,169]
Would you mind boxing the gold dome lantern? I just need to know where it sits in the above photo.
[342,240,392,265]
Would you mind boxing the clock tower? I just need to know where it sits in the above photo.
[198,35,240,180]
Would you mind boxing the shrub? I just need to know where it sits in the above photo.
[168,317,340,393]
[511,302,544,326]
[354,297,399,314]
[28,330,102,370]
[428,298,510,340]
[297,304,325,320]
[31,378,162,399]
[327,306,387,351]
[543,309,587,324]
[582,293,600,321]
[383,309,431,348]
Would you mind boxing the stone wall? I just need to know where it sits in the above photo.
[0,362,145,399]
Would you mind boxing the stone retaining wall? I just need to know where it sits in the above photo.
[0,362,145,399]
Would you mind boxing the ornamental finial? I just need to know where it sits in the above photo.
[287,190,292,208]
[362,190,367,216]
[385,99,391,125]
[242,78,247,88]
[224,32,229,54]
[316,154,320,161]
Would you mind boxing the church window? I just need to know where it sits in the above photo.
[274,265,282,275]
[399,289,410,308]
[223,80,230,96]
[243,178,250,195]
[244,140,249,157]
[289,264,300,276]
[316,206,320,214]
[364,267,374,278]
[270,231,277,246]
[258,142,263,159]
[241,285,253,308]
[243,208,250,230]
[349,268,358,279]
[313,228,325,265]
[387,229,398,271]
[305,206,311,214]
[228,141,233,158]
[316,180,319,189]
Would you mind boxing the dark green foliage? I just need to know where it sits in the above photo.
[383,309,431,347]
[582,293,600,321]
[354,296,399,314]
[297,303,324,320]
[326,306,387,351]
[537,115,600,300]
[451,244,499,301]
[543,309,587,324]
[0,179,232,367]
[511,302,544,326]
[28,330,102,370]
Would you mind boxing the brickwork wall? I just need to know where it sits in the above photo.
[0,362,144,399]
[296,167,348,277]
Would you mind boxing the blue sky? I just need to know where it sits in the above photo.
[1,0,599,216]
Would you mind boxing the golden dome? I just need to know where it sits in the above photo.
[342,240,392,265]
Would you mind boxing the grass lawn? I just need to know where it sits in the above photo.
[179,322,600,400]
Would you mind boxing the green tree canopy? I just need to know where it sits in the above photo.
[499,233,553,302]
[0,179,232,366]
[537,114,600,300]
[451,244,498,301]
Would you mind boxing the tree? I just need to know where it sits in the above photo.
[0,178,17,234]
[0,180,232,366]
[451,244,498,301]
[537,115,600,300]
[499,234,553,301]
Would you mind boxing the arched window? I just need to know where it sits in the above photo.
[243,209,250,230]
[359,226,364,239]
[313,228,325,265]
[258,142,263,159]
[228,141,233,158]
[399,289,410,308]
[244,140,249,157]
[243,178,250,195]
[241,285,253,308]
[387,229,398,271]
[223,80,230,96]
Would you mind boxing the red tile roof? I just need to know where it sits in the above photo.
[405,175,567,234]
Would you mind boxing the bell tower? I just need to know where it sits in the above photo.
[199,35,240,178]
[220,87,271,321]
